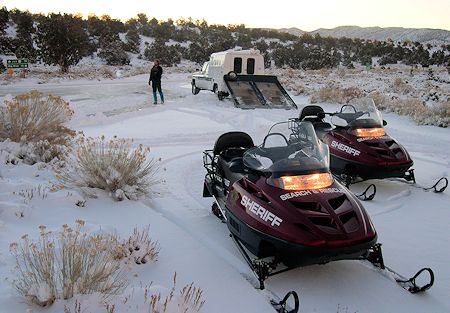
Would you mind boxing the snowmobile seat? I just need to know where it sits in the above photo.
[213,132,254,156]
[313,122,333,139]
[299,105,325,123]
[213,132,254,186]
[217,153,246,186]
[299,106,332,139]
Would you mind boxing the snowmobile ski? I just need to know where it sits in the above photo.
[230,233,300,312]
[333,173,377,200]
[364,243,434,293]
[401,172,448,193]
[270,291,300,313]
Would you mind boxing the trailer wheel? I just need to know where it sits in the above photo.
[191,81,200,95]
[218,92,226,101]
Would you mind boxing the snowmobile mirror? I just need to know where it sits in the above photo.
[383,120,388,126]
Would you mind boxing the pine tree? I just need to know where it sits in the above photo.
[36,13,89,72]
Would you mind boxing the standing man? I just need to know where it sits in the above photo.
[149,59,164,104]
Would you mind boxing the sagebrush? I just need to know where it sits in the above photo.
[310,86,364,104]
[9,221,127,306]
[9,222,159,306]
[370,92,449,127]
[0,90,75,144]
[54,136,160,200]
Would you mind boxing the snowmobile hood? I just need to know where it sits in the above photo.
[227,177,377,248]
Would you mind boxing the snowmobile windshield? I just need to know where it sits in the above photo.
[242,121,330,176]
[331,98,384,129]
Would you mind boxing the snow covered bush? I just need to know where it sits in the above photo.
[111,226,160,265]
[0,90,75,145]
[9,221,131,306]
[54,136,160,200]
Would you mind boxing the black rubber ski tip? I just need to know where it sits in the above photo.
[270,290,300,313]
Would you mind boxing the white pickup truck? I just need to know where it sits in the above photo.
[191,49,264,100]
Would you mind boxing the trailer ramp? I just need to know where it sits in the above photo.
[224,75,297,109]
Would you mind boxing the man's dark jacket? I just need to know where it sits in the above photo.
[149,65,163,84]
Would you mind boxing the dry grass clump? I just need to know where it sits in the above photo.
[149,272,205,313]
[310,86,364,104]
[54,135,160,200]
[393,77,414,94]
[9,221,127,306]
[0,90,75,145]
[370,92,449,127]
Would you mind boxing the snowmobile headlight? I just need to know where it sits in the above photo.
[351,127,385,138]
[270,173,333,191]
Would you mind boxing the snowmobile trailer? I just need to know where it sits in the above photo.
[191,49,297,109]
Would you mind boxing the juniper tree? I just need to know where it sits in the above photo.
[125,29,141,53]
[98,36,130,66]
[36,13,89,72]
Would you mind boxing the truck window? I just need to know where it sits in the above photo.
[247,58,255,74]
[234,57,242,73]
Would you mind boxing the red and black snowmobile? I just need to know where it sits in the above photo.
[299,98,447,198]
[202,119,433,307]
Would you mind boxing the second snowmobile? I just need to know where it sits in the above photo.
[299,98,447,194]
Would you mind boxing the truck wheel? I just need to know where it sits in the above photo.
[213,84,218,94]
[191,81,200,95]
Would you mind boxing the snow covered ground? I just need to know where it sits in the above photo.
[0,71,449,313]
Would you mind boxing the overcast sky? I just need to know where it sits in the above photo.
[3,0,450,31]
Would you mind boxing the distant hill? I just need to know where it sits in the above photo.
[278,27,306,37]
[279,26,450,43]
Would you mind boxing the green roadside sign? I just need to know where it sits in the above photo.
[7,59,29,69]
